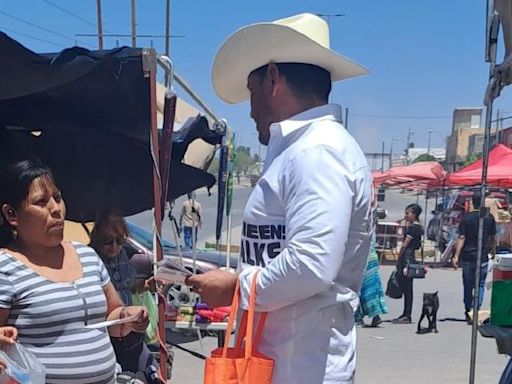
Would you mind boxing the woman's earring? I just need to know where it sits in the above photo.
[11,229,17,240]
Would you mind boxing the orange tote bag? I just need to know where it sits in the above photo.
[204,271,274,384]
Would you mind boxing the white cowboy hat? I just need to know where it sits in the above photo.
[212,13,369,104]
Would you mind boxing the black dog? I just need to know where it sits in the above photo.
[417,292,439,334]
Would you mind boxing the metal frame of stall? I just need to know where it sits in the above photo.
[469,1,504,382]
[149,52,230,382]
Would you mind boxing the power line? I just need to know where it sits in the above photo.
[42,0,97,28]
[1,26,66,48]
[0,10,95,48]
[41,0,131,46]
[353,113,452,119]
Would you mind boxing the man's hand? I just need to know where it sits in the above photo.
[452,256,459,269]
[186,270,237,308]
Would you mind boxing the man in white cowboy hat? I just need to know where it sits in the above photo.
[187,13,372,384]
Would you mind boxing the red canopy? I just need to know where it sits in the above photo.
[372,161,447,188]
[448,144,512,187]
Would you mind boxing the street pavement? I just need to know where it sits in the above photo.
[167,266,506,384]
[129,187,506,383]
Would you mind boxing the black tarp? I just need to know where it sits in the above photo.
[0,32,220,222]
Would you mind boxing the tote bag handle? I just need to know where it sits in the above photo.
[221,270,265,358]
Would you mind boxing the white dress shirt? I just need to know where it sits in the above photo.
[238,104,372,384]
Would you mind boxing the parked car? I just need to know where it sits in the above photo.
[124,222,238,274]
[124,222,238,309]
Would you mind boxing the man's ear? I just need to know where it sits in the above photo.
[267,63,282,97]
[1,204,17,227]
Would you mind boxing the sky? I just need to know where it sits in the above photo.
[1,0,511,157]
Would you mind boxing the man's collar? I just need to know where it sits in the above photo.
[269,104,343,138]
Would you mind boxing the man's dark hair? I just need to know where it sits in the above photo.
[472,191,482,209]
[251,63,332,102]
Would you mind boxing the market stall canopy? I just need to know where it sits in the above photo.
[0,32,221,222]
[447,144,512,187]
[372,161,446,188]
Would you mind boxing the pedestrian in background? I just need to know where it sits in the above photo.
[356,189,388,327]
[452,191,496,324]
[393,203,423,324]
[179,192,202,249]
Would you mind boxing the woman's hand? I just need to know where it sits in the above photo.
[0,326,17,345]
[122,306,149,333]
[144,277,155,292]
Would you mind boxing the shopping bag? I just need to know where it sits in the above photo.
[204,271,274,384]
[385,270,403,299]
[0,342,45,384]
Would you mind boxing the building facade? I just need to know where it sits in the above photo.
[445,108,485,171]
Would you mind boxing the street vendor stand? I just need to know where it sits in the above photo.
[0,32,235,382]
[375,221,403,260]
[372,162,446,262]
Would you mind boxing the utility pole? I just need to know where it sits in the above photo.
[495,108,501,144]
[164,0,171,56]
[381,141,385,172]
[131,0,136,48]
[344,107,349,130]
[427,130,432,155]
[96,0,103,50]
[389,137,399,167]
[406,127,414,164]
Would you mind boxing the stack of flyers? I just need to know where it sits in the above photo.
[155,258,194,285]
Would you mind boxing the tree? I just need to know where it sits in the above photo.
[413,153,437,163]
[463,152,482,167]
[234,146,253,176]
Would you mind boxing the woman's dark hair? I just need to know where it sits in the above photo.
[0,160,54,247]
[405,203,422,220]
[251,63,332,103]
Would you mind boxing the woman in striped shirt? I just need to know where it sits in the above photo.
[0,160,149,384]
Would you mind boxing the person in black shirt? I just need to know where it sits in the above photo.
[392,203,423,324]
[452,191,497,324]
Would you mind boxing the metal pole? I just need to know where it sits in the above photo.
[131,0,136,48]
[423,190,429,262]
[469,4,498,382]
[381,141,385,172]
[96,0,103,50]
[406,127,413,165]
[164,0,170,57]
[437,183,446,262]
[191,194,197,274]
[345,107,349,130]
[143,48,168,382]
[226,214,232,269]
[157,58,224,126]
[427,130,432,155]
[389,141,393,166]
